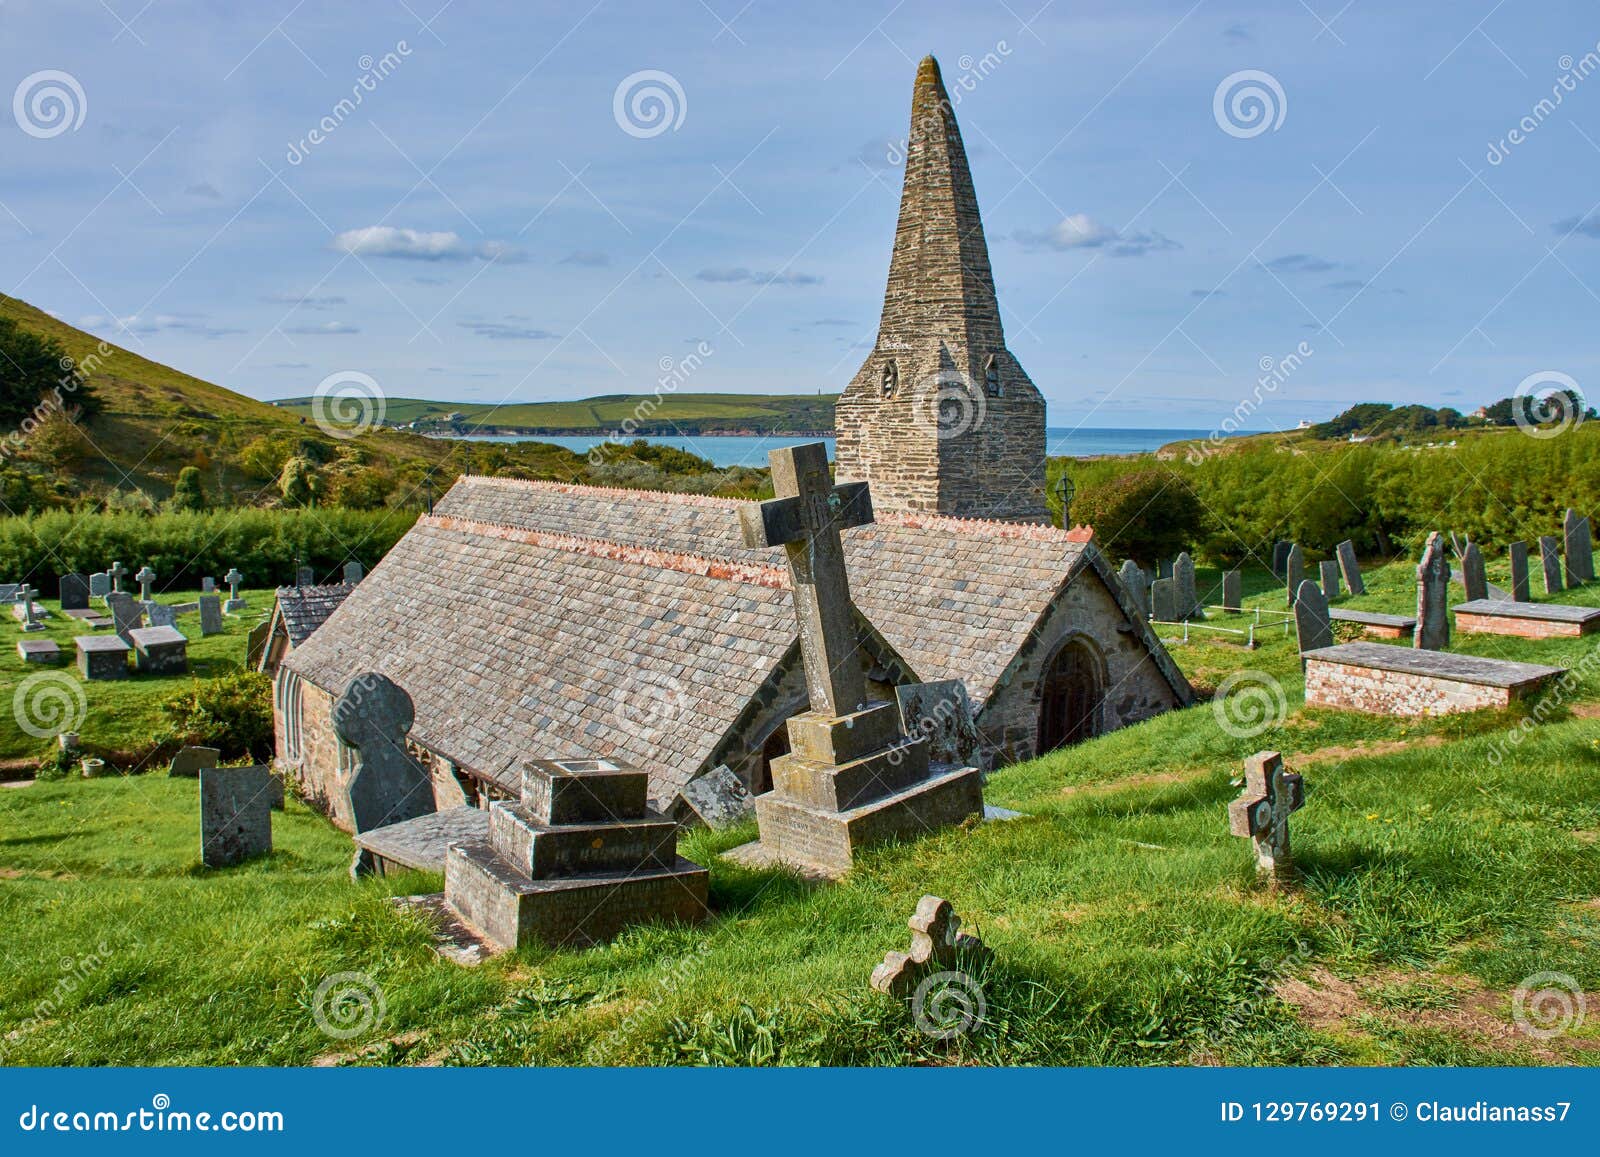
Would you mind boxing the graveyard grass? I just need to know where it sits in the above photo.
[3,557,1599,1066]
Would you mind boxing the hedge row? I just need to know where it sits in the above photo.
[0,508,419,595]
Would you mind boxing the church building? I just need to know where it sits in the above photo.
[272,56,1191,830]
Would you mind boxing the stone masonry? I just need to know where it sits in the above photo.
[1304,642,1564,716]
[833,56,1047,524]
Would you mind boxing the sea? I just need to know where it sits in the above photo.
[464,427,1224,469]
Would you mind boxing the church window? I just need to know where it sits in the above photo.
[881,359,898,397]
[275,668,304,764]
[984,355,1002,397]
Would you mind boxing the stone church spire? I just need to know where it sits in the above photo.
[835,55,1047,524]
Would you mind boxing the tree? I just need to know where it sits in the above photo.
[279,457,317,507]
[1072,468,1205,567]
[171,466,207,512]
[0,315,99,426]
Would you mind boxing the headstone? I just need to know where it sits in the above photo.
[296,566,315,588]
[201,576,216,593]
[1416,532,1451,651]
[130,625,188,675]
[1228,750,1303,882]
[1540,535,1565,594]
[199,765,273,868]
[895,679,980,767]
[675,764,756,830]
[1293,580,1333,654]
[108,560,128,594]
[1149,577,1177,622]
[1565,508,1594,585]
[331,672,436,833]
[343,560,364,584]
[59,573,90,611]
[135,566,156,601]
[169,745,222,778]
[224,567,246,612]
[1319,559,1341,601]
[1172,552,1203,620]
[870,895,992,1000]
[106,591,142,642]
[1270,541,1291,578]
[1157,558,1173,580]
[18,639,61,664]
[1459,542,1488,602]
[89,572,110,599]
[1118,559,1149,618]
[1508,542,1530,603]
[198,595,224,636]
[246,618,271,670]
[144,601,177,628]
[1284,544,1305,606]
[1221,569,1242,613]
[14,584,45,631]
[1335,540,1364,596]
[0,583,19,603]
[76,634,131,680]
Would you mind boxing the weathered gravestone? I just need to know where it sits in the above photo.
[1157,558,1173,579]
[1294,580,1334,654]
[1336,539,1364,596]
[1150,577,1177,622]
[75,635,130,680]
[59,573,89,611]
[331,672,436,833]
[870,895,992,1000]
[674,764,756,830]
[88,572,110,599]
[1228,750,1304,883]
[1172,552,1203,620]
[130,625,188,675]
[895,679,981,768]
[1221,569,1242,613]
[107,560,128,595]
[1508,542,1531,603]
[0,583,20,603]
[1459,542,1488,602]
[198,595,224,637]
[144,602,177,628]
[246,618,271,670]
[1416,532,1451,651]
[1540,535,1564,594]
[18,639,60,664]
[1565,508,1594,585]
[1319,559,1341,601]
[169,745,222,778]
[201,577,216,593]
[1271,541,1291,579]
[106,591,142,643]
[199,765,274,868]
[1118,559,1149,618]
[14,584,44,632]
[1284,544,1305,606]
[224,568,246,612]
[295,566,314,588]
[343,560,364,584]
[135,566,156,601]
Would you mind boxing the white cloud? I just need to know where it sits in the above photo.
[331,226,525,263]
[695,266,822,286]
[285,321,360,335]
[1014,214,1180,257]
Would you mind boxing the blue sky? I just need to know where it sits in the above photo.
[4,0,1599,430]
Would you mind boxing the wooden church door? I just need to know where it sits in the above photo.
[1038,640,1102,754]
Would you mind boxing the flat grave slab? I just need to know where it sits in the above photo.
[128,624,189,675]
[1304,641,1565,716]
[75,634,131,680]
[1328,608,1418,639]
[353,806,490,875]
[17,639,61,664]
[1452,598,1600,638]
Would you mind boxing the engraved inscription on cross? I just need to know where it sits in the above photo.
[740,442,874,718]
[1228,750,1304,882]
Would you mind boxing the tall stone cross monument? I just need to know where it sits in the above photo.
[739,441,874,718]
[735,443,983,876]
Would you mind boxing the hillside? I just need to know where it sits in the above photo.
[272,391,839,435]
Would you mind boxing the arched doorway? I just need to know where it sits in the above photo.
[1037,638,1104,754]
[754,722,792,795]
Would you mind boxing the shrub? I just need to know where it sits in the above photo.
[171,466,207,512]
[161,672,274,760]
[1072,468,1205,566]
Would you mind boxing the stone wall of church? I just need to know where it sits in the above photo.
[976,568,1185,765]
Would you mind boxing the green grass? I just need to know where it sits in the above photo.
[2,559,1599,1066]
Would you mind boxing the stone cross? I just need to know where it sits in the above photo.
[1221,569,1242,613]
[1336,539,1364,596]
[1318,559,1341,601]
[1229,751,1304,881]
[740,442,874,718]
[108,560,128,594]
[1416,532,1451,650]
[225,568,244,599]
[135,566,156,601]
[16,583,42,631]
[1508,542,1530,603]
[1539,535,1564,595]
[1293,580,1332,653]
[331,672,436,833]
[1458,542,1487,602]
[1565,508,1594,585]
[869,895,992,1000]
[1284,543,1305,606]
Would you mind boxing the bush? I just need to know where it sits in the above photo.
[1072,468,1205,566]
[161,672,274,761]
[171,466,207,512]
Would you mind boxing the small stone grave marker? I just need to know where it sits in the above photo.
[675,764,756,830]
[1118,559,1149,618]
[60,573,89,611]
[1150,577,1177,622]
[895,679,980,767]
[108,561,128,594]
[343,560,364,584]
[332,672,435,832]
[1416,532,1451,651]
[144,602,177,628]
[169,745,222,778]
[1540,535,1564,594]
[1336,539,1364,596]
[135,566,156,601]
[1508,542,1530,603]
[201,577,216,593]
[1459,542,1488,602]
[89,572,110,599]
[1319,559,1341,601]
[198,595,223,636]
[1228,750,1304,883]
[224,568,246,612]
[1221,569,1242,613]
[18,639,61,664]
[1173,552,1203,620]
[1271,541,1291,578]
[870,895,992,1000]
[1565,508,1594,585]
[1294,580,1333,653]
[1284,544,1305,605]
[106,591,141,642]
[295,565,314,588]
[199,765,274,868]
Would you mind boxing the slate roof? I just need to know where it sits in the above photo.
[274,583,355,646]
[285,475,1190,805]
